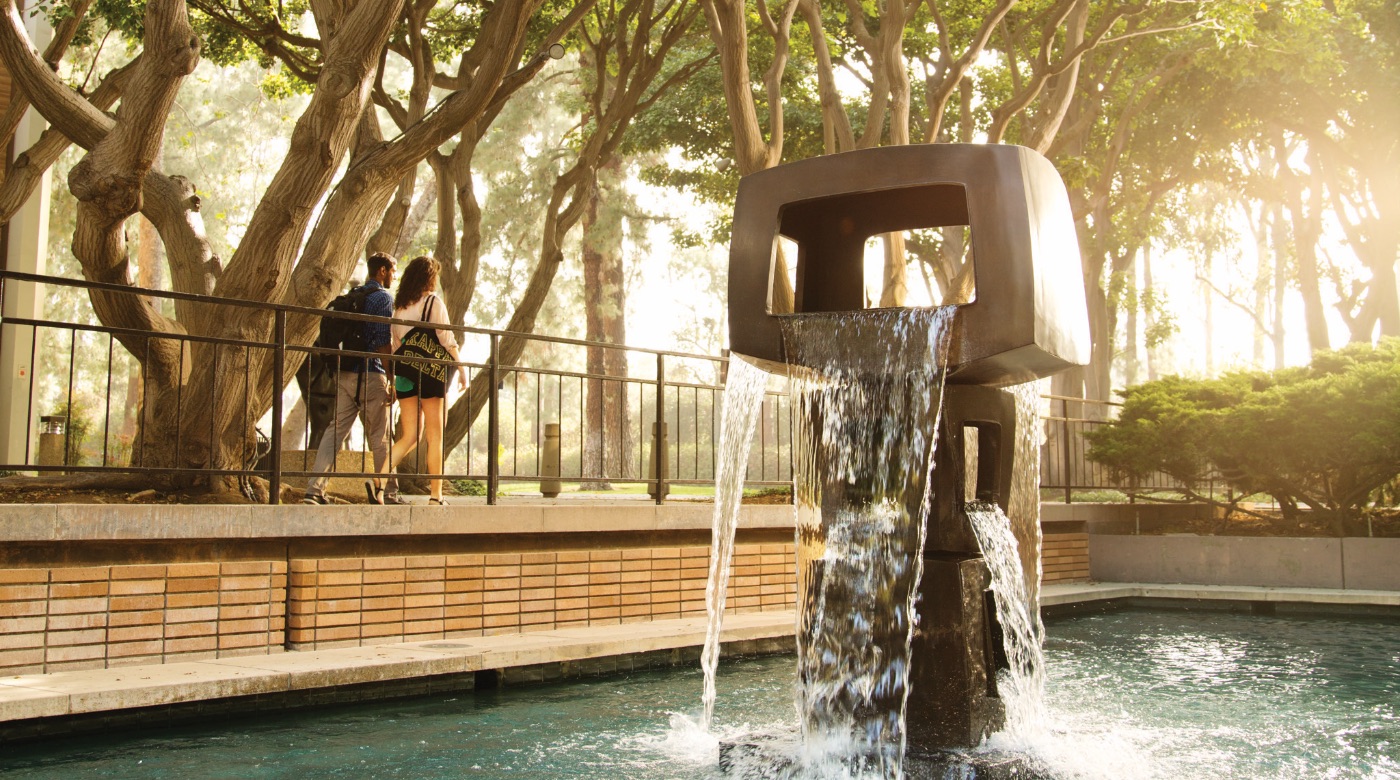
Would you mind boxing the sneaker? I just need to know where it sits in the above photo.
[303,494,329,505]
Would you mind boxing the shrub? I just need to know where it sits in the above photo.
[1086,339,1400,519]
[451,479,487,496]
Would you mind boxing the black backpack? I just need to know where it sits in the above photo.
[315,284,375,373]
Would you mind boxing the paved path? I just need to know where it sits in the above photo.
[6,582,1398,728]
[0,611,794,724]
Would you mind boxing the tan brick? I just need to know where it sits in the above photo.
[0,647,45,667]
[220,618,270,635]
[443,617,482,633]
[316,558,364,572]
[110,594,164,612]
[403,619,443,636]
[289,559,317,573]
[520,575,555,589]
[555,585,588,600]
[0,631,44,650]
[46,612,108,631]
[482,601,519,617]
[405,593,445,609]
[0,569,48,585]
[363,569,407,586]
[588,560,621,574]
[317,585,362,600]
[484,566,520,580]
[362,608,404,625]
[166,621,218,639]
[109,624,164,643]
[45,643,105,662]
[405,567,444,583]
[0,584,47,601]
[222,575,272,591]
[167,606,219,624]
[651,590,681,605]
[361,623,403,639]
[621,559,652,573]
[0,615,45,633]
[556,562,588,576]
[167,576,219,594]
[589,594,620,608]
[556,551,590,563]
[315,571,362,587]
[364,556,406,570]
[313,626,360,642]
[49,581,111,599]
[362,582,405,598]
[219,603,271,621]
[555,597,588,611]
[588,572,620,586]
[589,549,622,562]
[405,555,445,569]
[362,595,404,611]
[444,602,483,618]
[555,608,589,622]
[167,562,221,578]
[317,598,362,614]
[167,591,219,609]
[109,579,165,596]
[47,597,108,615]
[620,570,652,584]
[446,592,483,606]
[589,607,620,621]
[219,561,272,576]
[315,611,361,628]
[405,580,446,596]
[445,554,484,567]
[680,546,708,559]
[484,553,521,566]
[287,614,315,630]
[218,633,268,651]
[651,547,681,559]
[109,639,164,657]
[49,566,109,583]
[620,604,651,618]
[445,566,483,582]
[520,613,553,627]
[484,577,520,591]
[482,614,519,629]
[555,573,588,588]
[446,579,483,594]
[45,658,106,672]
[620,581,651,596]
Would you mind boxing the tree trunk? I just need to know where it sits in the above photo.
[582,156,632,487]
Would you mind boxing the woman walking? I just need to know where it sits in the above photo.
[386,256,466,505]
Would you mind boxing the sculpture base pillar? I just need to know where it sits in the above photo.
[905,555,1005,752]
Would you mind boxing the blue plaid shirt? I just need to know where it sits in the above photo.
[356,280,394,374]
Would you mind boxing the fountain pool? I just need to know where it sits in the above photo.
[3,607,1396,779]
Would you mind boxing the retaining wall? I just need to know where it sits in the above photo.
[1090,535,1400,590]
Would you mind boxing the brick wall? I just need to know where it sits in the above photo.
[1042,532,1090,583]
[0,562,287,674]
[286,543,798,650]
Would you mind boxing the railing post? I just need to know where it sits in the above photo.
[540,422,561,498]
[269,310,285,505]
[1061,398,1072,504]
[488,333,500,505]
[651,353,667,504]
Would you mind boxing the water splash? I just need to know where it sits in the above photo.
[782,308,954,775]
[700,355,772,731]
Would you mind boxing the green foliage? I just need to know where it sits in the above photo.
[1087,339,1400,517]
[51,399,93,467]
[450,479,487,496]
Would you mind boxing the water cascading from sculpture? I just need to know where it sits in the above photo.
[708,143,1091,771]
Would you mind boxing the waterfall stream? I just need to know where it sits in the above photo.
[700,356,771,732]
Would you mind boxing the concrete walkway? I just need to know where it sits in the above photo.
[0,611,795,726]
[6,582,1400,732]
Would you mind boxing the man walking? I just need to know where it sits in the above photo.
[303,253,397,504]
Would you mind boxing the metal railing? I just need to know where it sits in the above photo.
[2,270,1220,506]
[0,270,791,504]
[1038,393,1212,502]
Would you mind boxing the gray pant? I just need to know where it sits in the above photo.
[305,370,391,498]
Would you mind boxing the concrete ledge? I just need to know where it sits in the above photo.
[1042,581,1400,608]
[0,611,794,727]
[0,503,794,542]
[1089,534,1400,590]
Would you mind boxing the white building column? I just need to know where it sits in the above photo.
[0,9,53,468]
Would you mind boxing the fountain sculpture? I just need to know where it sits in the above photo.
[724,144,1090,769]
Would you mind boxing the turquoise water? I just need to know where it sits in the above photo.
[2,609,1398,779]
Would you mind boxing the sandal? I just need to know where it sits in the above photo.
[428,497,448,506]
[365,481,384,505]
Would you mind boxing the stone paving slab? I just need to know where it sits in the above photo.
[0,611,796,724]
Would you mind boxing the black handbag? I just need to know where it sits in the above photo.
[394,295,451,383]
